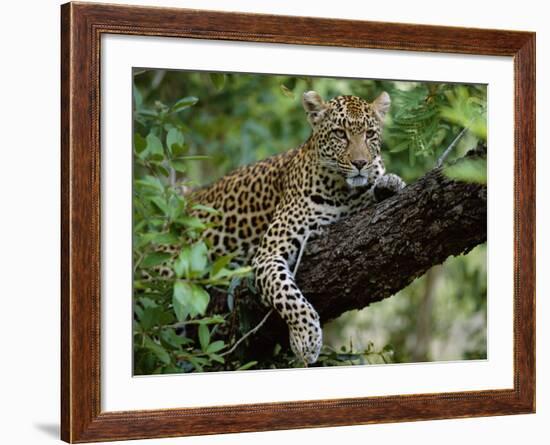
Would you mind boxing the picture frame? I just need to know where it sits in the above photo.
[61,1,535,442]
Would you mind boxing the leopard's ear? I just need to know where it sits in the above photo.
[372,91,391,122]
[302,91,327,126]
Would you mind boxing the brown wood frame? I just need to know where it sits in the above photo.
[61,1,536,442]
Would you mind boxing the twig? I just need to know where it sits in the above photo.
[165,317,225,330]
[435,126,469,168]
[220,308,273,357]
[292,231,310,277]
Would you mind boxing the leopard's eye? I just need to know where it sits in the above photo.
[365,129,376,139]
[333,129,347,140]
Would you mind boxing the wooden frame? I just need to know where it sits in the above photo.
[61,1,535,442]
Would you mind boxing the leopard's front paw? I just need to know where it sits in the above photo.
[373,173,406,202]
[288,315,323,365]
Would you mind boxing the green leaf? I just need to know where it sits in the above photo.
[191,203,221,215]
[133,87,143,108]
[226,292,234,311]
[139,296,157,309]
[143,336,171,365]
[136,108,158,119]
[174,247,190,278]
[171,143,187,158]
[186,356,204,372]
[141,252,172,268]
[210,254,235,278]
[177,216,207,231]
[206,340,225,354]
[150,196,170,216]
[228,266,252,278]
[193,315,225,325]
[155,164,170,177]
[198,324,210,351]
[189,241,208,275]
[160,328,191,348]
[161,364,184,374]
[135,232,160,249]
[173,282,210,319]
[444,158,487,184]
[134,133,146,154]
[152,232,179,245]
[139,307,162,331]
[167,194,184,221]
[134,349,157,375]
[134,175,164,194]
[210,266,252,285]
[171,96,199,113]
[190,284,210,316]
[236,361,258,371]
[173,281,190,322]
[209,353,225,364]
[170,160,188,173]
[209,73,226,91]
[166,128,184,153]
[145,133,164,160]
[138,307,172,331]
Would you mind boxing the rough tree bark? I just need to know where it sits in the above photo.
[212,148,487,358]
[297,158,487,321]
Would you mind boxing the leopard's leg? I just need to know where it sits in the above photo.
[252,207,322,364]
[373,173,406,202]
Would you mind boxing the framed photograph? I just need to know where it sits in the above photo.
[61,2,535,442]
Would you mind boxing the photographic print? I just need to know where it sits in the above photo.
[132,69,488,375]
[62,4,535,440]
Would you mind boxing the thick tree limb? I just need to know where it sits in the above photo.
[214,150,487,357]
[298,162,486,322]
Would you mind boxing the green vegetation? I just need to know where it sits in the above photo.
[132,69,487,374]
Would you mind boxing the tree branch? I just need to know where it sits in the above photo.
[298,160,486,321]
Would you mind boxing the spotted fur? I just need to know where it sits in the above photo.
[158,91,405,364]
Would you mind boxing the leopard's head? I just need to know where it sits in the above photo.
[302,91,390,187]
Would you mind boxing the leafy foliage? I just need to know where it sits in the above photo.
[133,89,251,375]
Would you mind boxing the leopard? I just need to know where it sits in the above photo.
[154,91,406,364]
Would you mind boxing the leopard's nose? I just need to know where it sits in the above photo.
[351,159,367,170]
